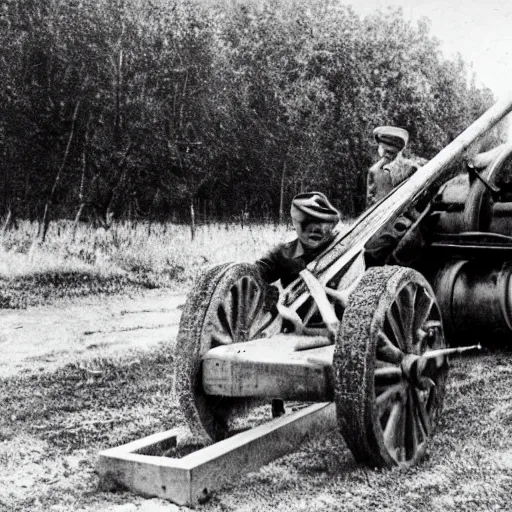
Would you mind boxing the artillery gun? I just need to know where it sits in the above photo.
[174,96,512,470]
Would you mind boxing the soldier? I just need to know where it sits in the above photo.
[256,191,340,287]
[255,191,340,417]
[366,126,426,207]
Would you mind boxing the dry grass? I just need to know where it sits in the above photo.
[0,220,294,307]
[2,219,512,511]
[1,346,512,511]
[0,346,180,512]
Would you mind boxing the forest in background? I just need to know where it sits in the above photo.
[0,0,504,234]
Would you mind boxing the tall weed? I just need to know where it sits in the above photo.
[0,220,295,289]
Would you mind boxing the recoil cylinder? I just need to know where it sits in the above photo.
[432,260,512,342]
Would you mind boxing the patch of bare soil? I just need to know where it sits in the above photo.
[2,293,512,512]
[0,289,185,378]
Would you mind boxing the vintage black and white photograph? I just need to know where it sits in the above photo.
[1,0,512,510]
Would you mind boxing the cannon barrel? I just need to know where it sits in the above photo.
[275,94,512,328]
[282,94,512,307]
[386,95,512,212]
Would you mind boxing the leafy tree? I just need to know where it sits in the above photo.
[0,0,503,229]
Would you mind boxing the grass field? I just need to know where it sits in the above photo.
[1,220,512,511]
[0,220,293,307]
[1,344,512,511]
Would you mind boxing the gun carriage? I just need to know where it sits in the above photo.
[174,97,512,469]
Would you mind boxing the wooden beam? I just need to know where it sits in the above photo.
[202,335,334,400]
[299,269,340,335]
[97,402,337,506]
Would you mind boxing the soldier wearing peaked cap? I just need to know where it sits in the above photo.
[255,191,341,287]
[255,191,341,418]
[366,126,427,207]
[373,125,409,151]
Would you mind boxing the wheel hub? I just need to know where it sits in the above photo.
[400,354,435,390]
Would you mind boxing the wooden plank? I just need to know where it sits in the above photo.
[100,428,182,456]
[183,402,337,504]
[97,402,337,506]
[202,337,334,400]
[299,269,339,334]
[306,345,335,366]
[97,450,191,505]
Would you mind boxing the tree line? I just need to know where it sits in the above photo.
[0,0,504,236]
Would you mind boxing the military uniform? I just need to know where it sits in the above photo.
[366,126,425,207]
[255,191,340,419]
[255,192,340,287]
[256,236,333,287]
[366,156,393,206]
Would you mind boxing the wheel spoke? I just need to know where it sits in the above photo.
[383,401,404,458]
[415,327,429,351]
[303,300,319,325]
[228,284,240,334]
[220,278,259,342]
[397,284,416,348]
[375,366,402,379]
[411,400,428,440]
[212,331,234,346]
[375,369,402,392]
[412,388,432,436]
[386,305,406,351]
[248,313,265,339]
[234,279,247,325]
[216,303,234,338]
[376,382,405,414]
[396,397,407,462]
[239,277,255,319]
[412,290,434,336]
[405,388,422,459]
[245,282,262,323]
[377,330,404,364]
[413,295,439,354]
[240,278,270,339]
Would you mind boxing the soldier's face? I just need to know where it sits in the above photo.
[295,220,335,250]
[378,143,400,161]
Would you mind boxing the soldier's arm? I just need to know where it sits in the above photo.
[366,167,377,207]
[388,157,422,187]
[254,245,285,284]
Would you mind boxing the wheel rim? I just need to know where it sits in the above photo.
[374,280,445,464]
[175,263,271,443]
[334,266,448,468]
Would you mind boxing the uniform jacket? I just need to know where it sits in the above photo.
[255,236,335,288]
[366,154,427,207]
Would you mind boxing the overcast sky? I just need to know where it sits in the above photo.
[350,0,512,101]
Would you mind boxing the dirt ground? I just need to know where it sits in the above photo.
[0,290,186,379]
[0,290,188,512]
[2,291,512,512]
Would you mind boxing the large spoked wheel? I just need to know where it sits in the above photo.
[174,263,270,443]
[463,144,512,231]
[334,266,448,468]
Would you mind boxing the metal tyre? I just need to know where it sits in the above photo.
[334,266,448,468]
[174,263,269,443]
